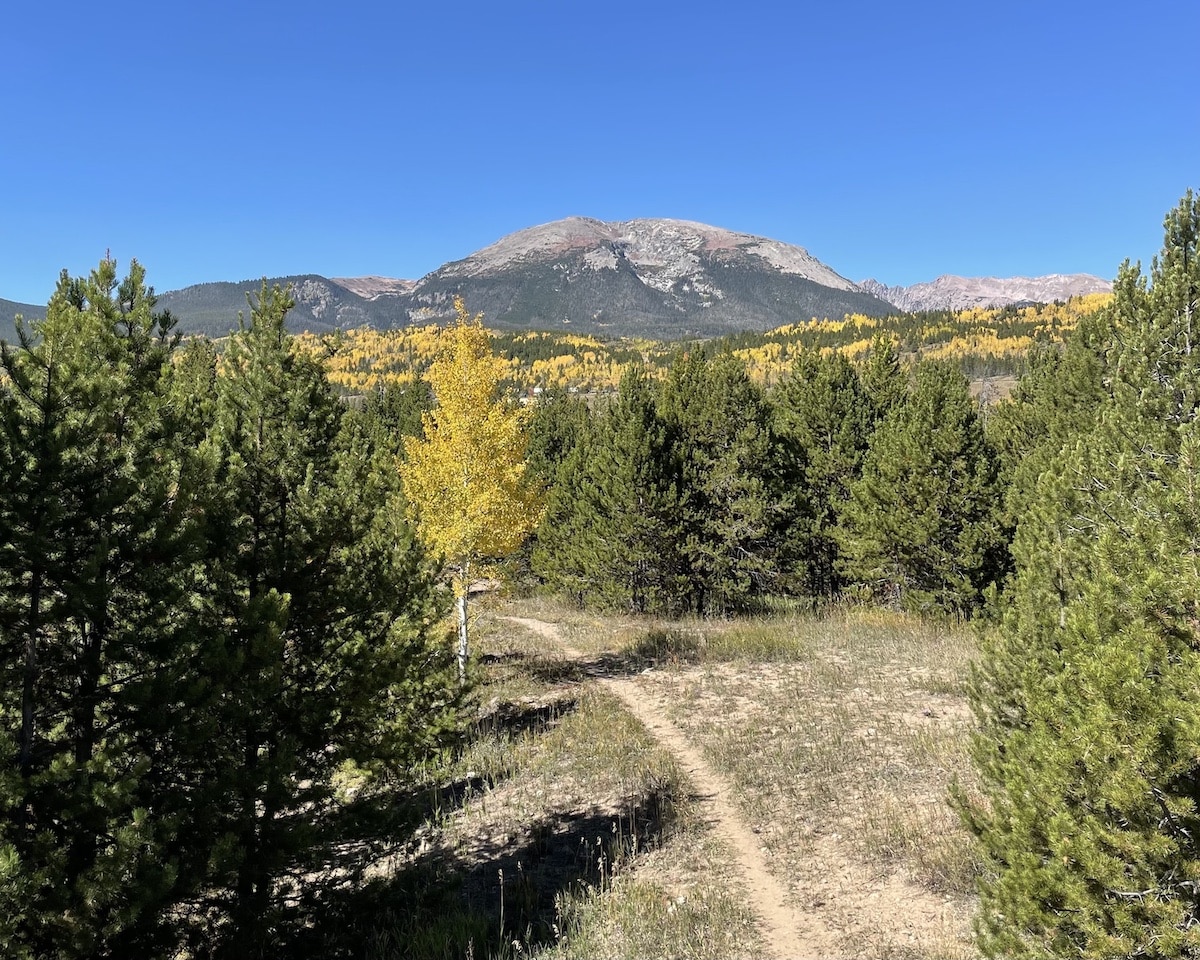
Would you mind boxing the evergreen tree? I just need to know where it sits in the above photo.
[0,259,203,957]
[986,311,1115,528]
[658,350,781,614]
[772,350,875,598]
[356,377,435,454]
[837,360,1003,614]
[534,365,683,613]
[965,190,1200,958]
[524,385,591,489]
[200,283,452,955]
[859,333,908,419]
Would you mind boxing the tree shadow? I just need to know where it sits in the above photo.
[473,694,579,739]
[512,633,705,687]
[273,783,678,959]
[617,627,705,669]
[527,629,706,683]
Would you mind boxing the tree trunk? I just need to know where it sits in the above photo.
[456,560,471,683]
[457,591,469,683]
[19,568,41,782]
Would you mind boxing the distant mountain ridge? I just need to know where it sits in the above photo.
[0,297,45,330]
[2,218,1113,339]
[153,276,393,337]
[859,274,1112,312]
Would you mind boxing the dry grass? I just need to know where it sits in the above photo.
[346,598,981,959]
[613,605,982,956]
[507,601,983,956]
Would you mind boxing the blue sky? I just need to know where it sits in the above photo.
[3,0,1197,305]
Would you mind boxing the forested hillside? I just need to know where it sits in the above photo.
[293,293,1111,397]
[5,193,1199,959]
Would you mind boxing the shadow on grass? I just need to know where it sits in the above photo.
[290,696,582,902]
[613,628,705,669]
[474,695,580,739]
[512,631,705,686]
[273,784,677,959]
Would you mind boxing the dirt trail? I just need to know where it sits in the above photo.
[504,616,835,959]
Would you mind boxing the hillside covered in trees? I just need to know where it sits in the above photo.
[5,191,1200,958]
[294,293,1110,397]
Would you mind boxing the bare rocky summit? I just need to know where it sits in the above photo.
[405,216,892,337]
[446,217,859,291]
[329,276,417,300]
[860,274,1112,312]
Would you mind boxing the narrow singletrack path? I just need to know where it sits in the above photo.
[504,616,833,959]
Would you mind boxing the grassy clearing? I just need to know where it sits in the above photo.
[330,598,981,959]
[617,604,982,956]
[661,609,981,883]
[334,598,760,959]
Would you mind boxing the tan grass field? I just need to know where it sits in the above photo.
[355,598,983,959]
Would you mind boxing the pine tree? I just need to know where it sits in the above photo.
[524,385,591,489]
[986,311,1115,528]
[837,360,1003,614]
[533,365,683,613]
[658,350,781,614]
[772,350,875,598]
[357,377,435,455]
[860,333,908,419]
[200,283,453,955]
[965,190,1200,958]
[0,259,202,957]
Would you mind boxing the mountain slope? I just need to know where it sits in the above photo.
[0,298,46,340]
[860,274,1112,312]
[2,221,1114,340]
[405,217,895,337]
[153,275,391,337]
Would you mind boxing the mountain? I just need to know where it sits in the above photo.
[0,298,46,338]
[859,274,1112,313]
[61,218,897,339]
[2,221,1115,340]
[402,217,896,337]
[4,277,419,340]
[151,275,403,338]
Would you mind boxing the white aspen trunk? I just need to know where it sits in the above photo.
[456,561,470,683]
[457,591,468,683]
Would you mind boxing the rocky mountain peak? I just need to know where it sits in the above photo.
[402,216,892,336]
[445,217,858,292]
[860,273,1112,312]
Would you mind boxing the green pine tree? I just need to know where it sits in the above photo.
[0,259,203,957]
[964,190,1200,958]
[658,349,781,614]
[837,360,1003,614]
[524,385,591,489]
[772,350,875,598]
[199,283,454,956]
[533,365,683,613]
[986,310,1115,528]
[860,333,908,419]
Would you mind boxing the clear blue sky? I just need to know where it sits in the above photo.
[3,0,1197,305]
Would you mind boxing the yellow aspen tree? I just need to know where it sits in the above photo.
[399,297,542,680]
